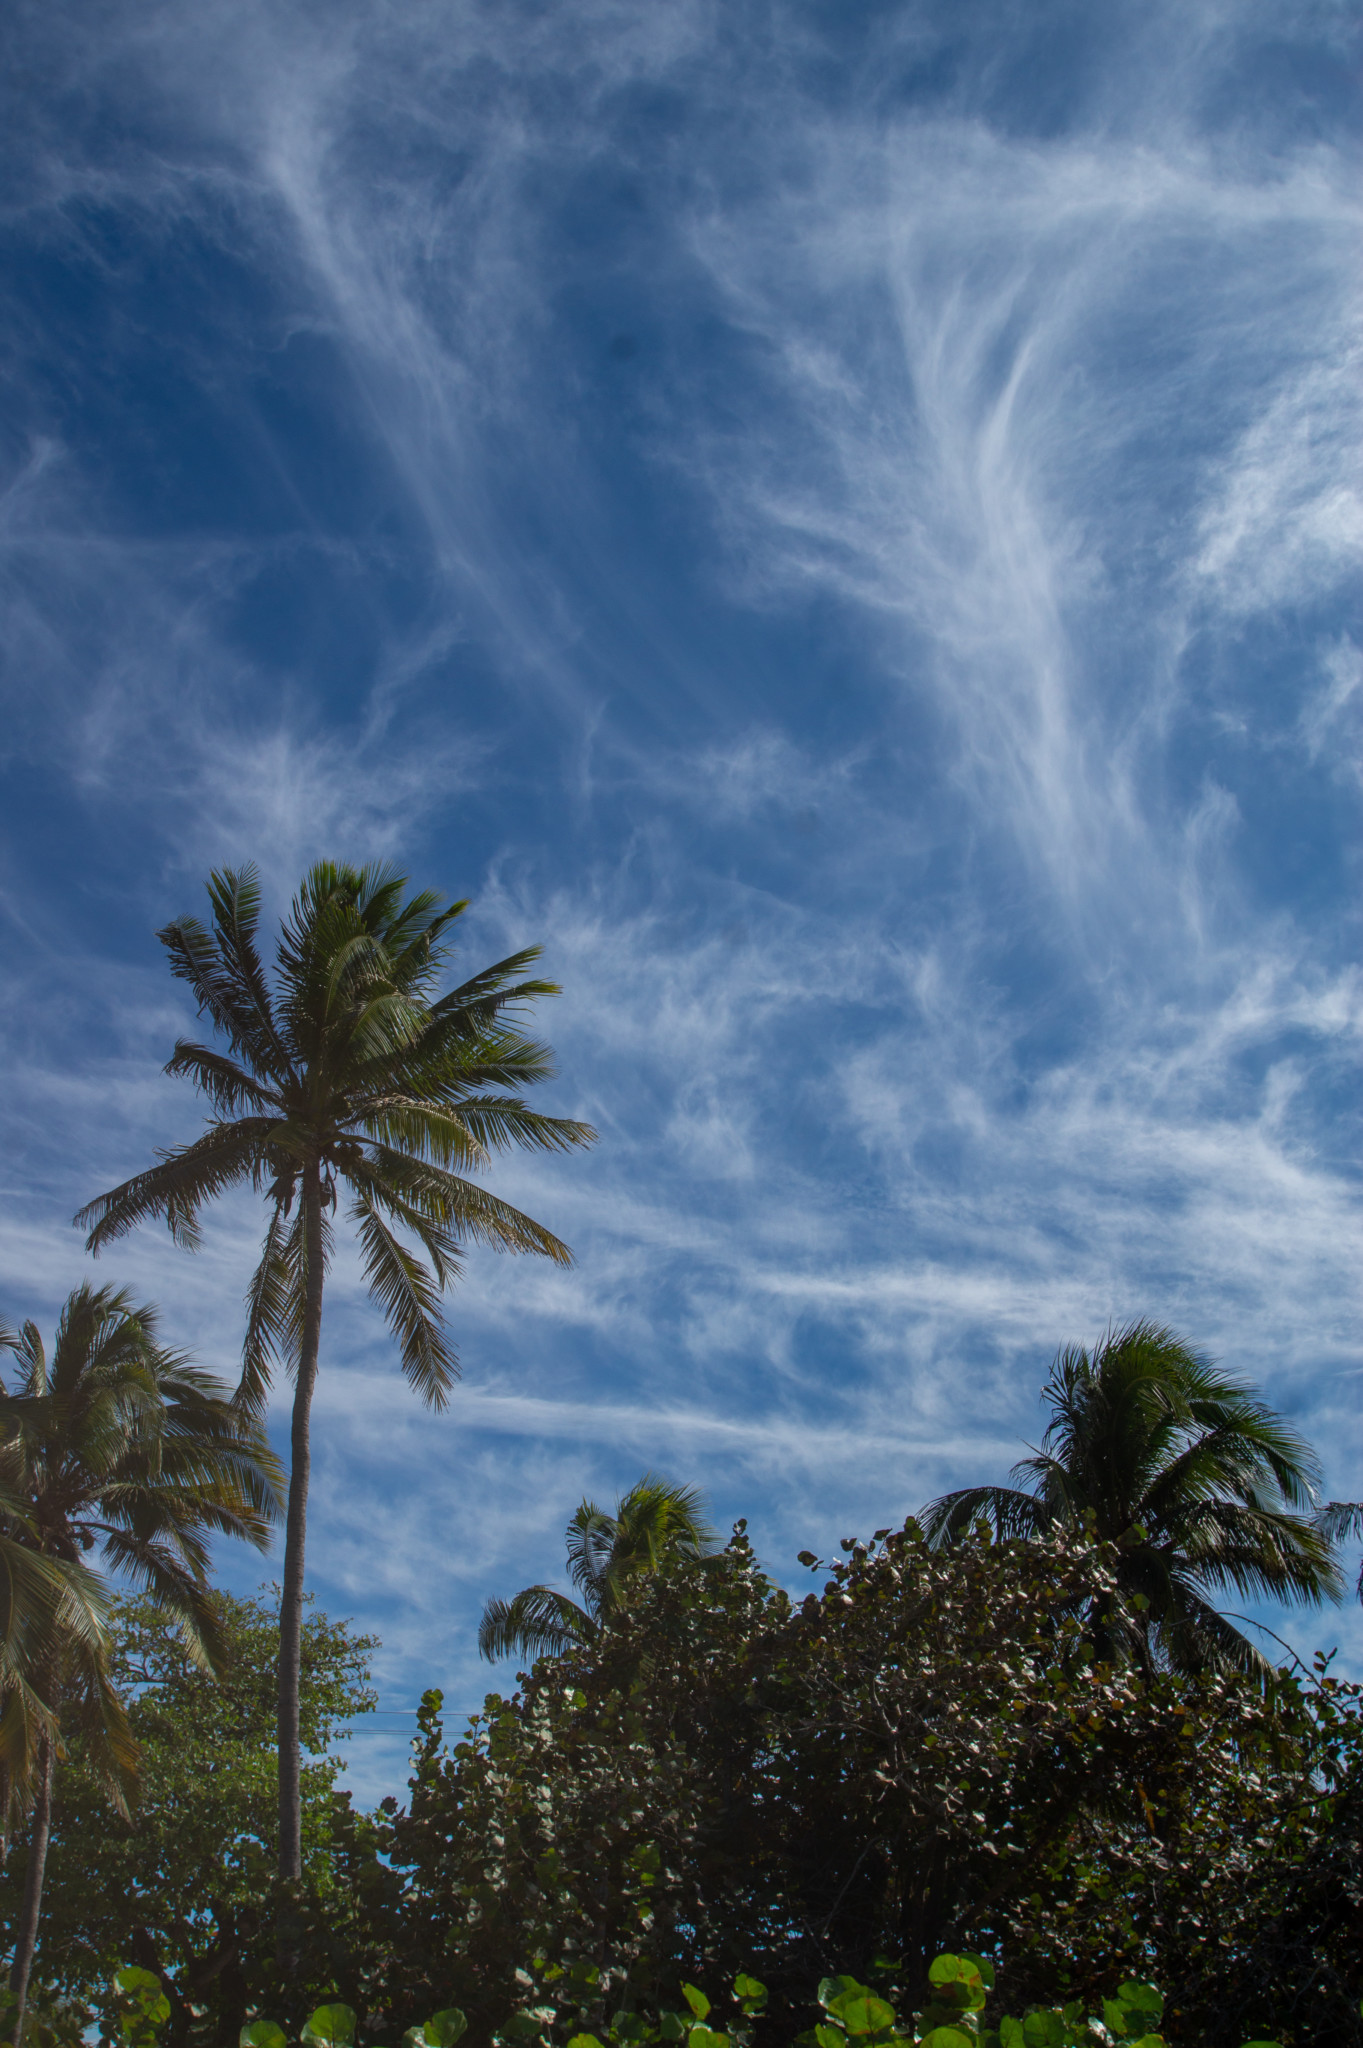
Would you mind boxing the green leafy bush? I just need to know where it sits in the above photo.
[20,1953,1292,2048]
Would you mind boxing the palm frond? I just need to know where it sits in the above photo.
[351,1193,457,1408]
[477,1586,593,1663]
[352,1143,575,1263]
[919,1485,1053,1548]
[1158,1582,1269,1679]
[238,1200,296,1415]
[430,951,558,1029]
[77,1119,279,1252]
[159,866,292,1088]
[163,1042,281,1117]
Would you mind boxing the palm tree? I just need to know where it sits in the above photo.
[0,1282,280,2024]
[0,1484,106,1852]
[920,1320,1338,1676]
[479,1474,717,1663]
[76,862,595,1882]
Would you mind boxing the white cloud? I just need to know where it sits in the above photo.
[1195,322,1363,615]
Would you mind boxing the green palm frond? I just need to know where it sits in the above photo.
[164,1041,282,1116]
[353,1102,492,1170]
[160,867,292,1089]
[477,1586,595,1663]
[435,1095,595,1156]
[353,1143,574,1262]
[431,950,557,1026]
[920,1483,1053,1547]
[239,1200,297,1415]
[77,1118,282,1252]
[351,1192,457,1407]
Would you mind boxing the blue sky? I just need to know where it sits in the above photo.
[1,0,1360,1801]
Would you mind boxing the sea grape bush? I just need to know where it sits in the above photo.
[28,1954,1293,2048]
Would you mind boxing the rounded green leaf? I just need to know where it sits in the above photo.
[828,1996,895,2038]
[919,2032,975,2048]
[959,1956,995,1993]
[567,2037,606,2048]
[926,1960,984,2015]
[303,2007,357,2048]
[733,1978,767,2015]
[424,2015,467,2048]
[1117,1986,1163,2024]
[681,1989,711,2023]
[818,1980,863,2012]
[688,2031,730,2048]
[115,1971,163,1998]
[1021,2013,1065,2048]
[241,2027,286,2048]
[814,2025,845,2048]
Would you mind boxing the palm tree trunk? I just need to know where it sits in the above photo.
[9,1732,54,2027]
[277,1161,325,1886]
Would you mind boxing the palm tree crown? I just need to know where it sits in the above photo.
[479,1475,717,1664]
[920,1320,1338,1676]
[75,861,595,1886]
[0,1283,280,1654]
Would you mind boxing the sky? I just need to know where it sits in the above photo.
[1,0,1360,1803]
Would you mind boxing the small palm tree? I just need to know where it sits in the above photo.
[479,1475,717,1663]
[77,862,595,1881]
[920,1320,1338,1676]
[0,1283,280,2022]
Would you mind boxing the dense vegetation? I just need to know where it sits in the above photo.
[5,1523,1361,2048]
[2,861,1359,2048]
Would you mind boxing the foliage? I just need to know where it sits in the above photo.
[2,1952,1306,2048]
[360,1520,1363,2048]
[6,1517,1361,2048]
[479,1476,718,1662]
[920,1321,1339,1676]
[0,1593,379,2045]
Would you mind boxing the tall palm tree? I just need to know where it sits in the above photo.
[479,1474,717,1663]
[0,1282,280,2023]
[76,862,595,1881]
[920,1320,1338,1676]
